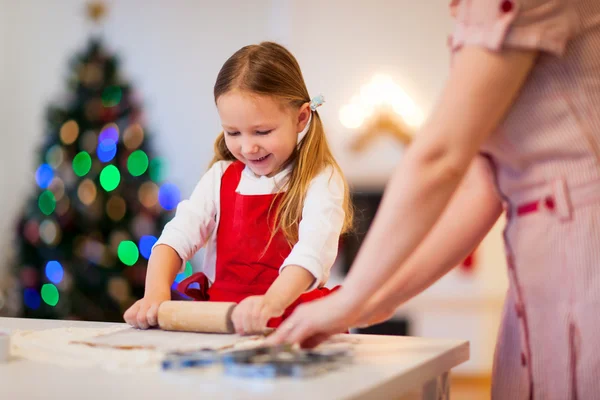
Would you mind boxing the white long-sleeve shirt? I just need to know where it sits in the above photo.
[154,160,346,291]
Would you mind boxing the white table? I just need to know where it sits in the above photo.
[0,317,468,400]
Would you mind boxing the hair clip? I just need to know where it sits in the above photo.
[309,95,325,111]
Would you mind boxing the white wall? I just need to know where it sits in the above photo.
[0,1,9,288]
[283,0,454,188]
[0,0,508,373]
[0,0,12,269]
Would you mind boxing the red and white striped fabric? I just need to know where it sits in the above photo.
[449,0,600,398]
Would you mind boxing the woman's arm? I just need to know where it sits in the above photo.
[340,46,535,307]
[357,156,503,326]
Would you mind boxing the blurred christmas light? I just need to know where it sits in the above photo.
[339,74,424,129]
[48,177,65,202]
[41,283,59,306]
[60,120,79,145]
[339,100,365,130]
[77,179,97,206]
[72,151,92,177]
[35,164,54,189]
[55,197,70,216]
[107,276,130,303]
[158,183,180,211]
[38,190,56,215]
[23,220,40,244]
[97,139,117,162]
[20,266,39,288]
[174,262,193,283]
[131,214,154,239]
[46,145,65,168]
[83,238,106,265]
[23,288,41,309]
[123,123,144,150]
[127,150,149,176]
[39,219,61,246]
[81,130,98,153]
[149,158,167,182]
[102,86,122,108]
[106,195,126,221]
[100,165,120,191]
[45,261,64,284]
[139,235,157,260]
[138,182,159,208]
[99,124,119,144]
[118,240,139,266]
[60,165,77,187]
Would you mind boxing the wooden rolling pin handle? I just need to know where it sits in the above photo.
[157,301,237,334]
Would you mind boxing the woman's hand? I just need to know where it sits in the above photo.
[266,290,361,348]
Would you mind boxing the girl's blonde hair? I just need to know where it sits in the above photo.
[211,42,353,246]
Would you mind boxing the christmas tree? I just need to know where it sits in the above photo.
[12,37,193,321]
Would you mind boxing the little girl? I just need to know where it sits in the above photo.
[124,42,353,335]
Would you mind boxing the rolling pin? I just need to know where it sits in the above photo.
[158,301,236,334]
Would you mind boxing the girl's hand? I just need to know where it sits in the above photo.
[265,290,361,348]
[232,295,284,335]
[123,293,170,329]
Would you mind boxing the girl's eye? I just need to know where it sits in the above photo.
[225,131,240,136]
[256,130,272,135]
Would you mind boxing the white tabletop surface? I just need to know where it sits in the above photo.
[0,317,468,400]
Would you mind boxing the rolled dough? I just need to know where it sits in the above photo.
[10,326,265,372]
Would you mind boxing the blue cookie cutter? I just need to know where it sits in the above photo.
[161,348,220,370]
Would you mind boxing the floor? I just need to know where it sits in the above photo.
[451,375,492,400]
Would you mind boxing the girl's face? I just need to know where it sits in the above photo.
[217,91,310,177]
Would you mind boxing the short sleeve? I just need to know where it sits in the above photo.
[280,166,346,291]
[449,0,579,56]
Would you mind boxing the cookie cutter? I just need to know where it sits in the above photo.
[221,345,352,378]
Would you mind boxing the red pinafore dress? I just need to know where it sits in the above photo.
[176,161,338,327]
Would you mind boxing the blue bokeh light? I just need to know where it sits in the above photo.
[158,183,181,211]
[97,139,117,162]
[24,288,41,310]
[35,164,54,189]
[45,260,64,284]
[139,235,158,260]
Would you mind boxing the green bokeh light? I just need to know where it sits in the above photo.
[99,165,121,192]
[72,151,92,177]
[127,150,149,177]
[175,261,193,283]
[41,283,59,306]
[102,86,123,107]
[149,158,167,182]
[118,241,139,266]
[38,190,56,216]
